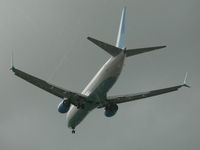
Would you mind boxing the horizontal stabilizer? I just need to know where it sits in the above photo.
[87,37,122,57]
[126,46,166,57]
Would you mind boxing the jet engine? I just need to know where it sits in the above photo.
[104,104,118,117]
[58,100,70,113]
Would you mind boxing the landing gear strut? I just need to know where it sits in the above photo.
[77,103,85,109]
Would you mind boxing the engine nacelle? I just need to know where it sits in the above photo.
[58,100,70,113]
[104,104,118,117]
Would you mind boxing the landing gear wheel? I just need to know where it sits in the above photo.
[72,127,76,134]
[72,129,75,134]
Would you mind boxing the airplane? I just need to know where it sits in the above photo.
[10,7,190,134]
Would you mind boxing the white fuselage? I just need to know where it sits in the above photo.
[66,52,125,129]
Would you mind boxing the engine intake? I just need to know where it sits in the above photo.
[104,104,118,117]
[58,100,70,113]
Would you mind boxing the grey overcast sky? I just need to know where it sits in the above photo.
[0,0,200,150]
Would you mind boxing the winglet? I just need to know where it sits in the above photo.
[10,50,15,72]
[183,72,190,88]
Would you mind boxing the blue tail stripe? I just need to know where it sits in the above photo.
[116,7,126,49]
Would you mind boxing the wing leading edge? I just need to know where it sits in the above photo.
[98,74,190,108]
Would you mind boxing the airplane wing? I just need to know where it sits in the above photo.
[11,67,88,106]
[98,79,190,108]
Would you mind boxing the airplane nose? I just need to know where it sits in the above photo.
[66,106,90,129]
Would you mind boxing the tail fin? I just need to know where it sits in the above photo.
[87,8,126,57]
[116,7,126,49]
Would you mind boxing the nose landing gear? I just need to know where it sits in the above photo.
[72,130,75,134]
[72,127,76,134]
